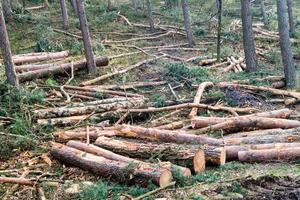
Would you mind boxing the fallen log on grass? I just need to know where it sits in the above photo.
[12,51,69,65]
[0,177,35,186]
[18,56,109,82]
[238,147,300,162]
[156,121,186,130]
[95,136,225,168]
[54,127,117,140]
[84,81,167,90]
[50,143,172,186]
[67,140,191,176]
[191,109,293,128]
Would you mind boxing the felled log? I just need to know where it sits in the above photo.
[224,57,244,72]
[218,82,300,99]
[115,125,223,146]
[191,109,293,128]
[198,58,217,66]
[156,121,186,130]
[34,98,145,118]
[95,136,225,168]
[238,147,300,162]
[85,81,167,90]
[12,51,69,65]
[195,117,300,134]
[225,128,284,138]
[50,143,172,186]
[0,177,34,186]
[15,63,58,73]
[67,140,191,176]
[189,82,214,118]
[37,115,91,126]
[18,56,109,82]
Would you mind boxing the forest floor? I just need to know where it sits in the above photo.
[1,0,300,199]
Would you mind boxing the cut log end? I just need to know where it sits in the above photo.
[217,147,226,165]
[193,149,205,173]
[159,170,173,187]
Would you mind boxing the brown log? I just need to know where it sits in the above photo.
[33,98,145,119]
[50,143,172,186]
[218,82,300,99]
[271,81,285,89]
[15,63,60,73]
[67,140,191,176]
[225,128,283,138]
[37,115,91,126]
[238,147,300,162]
[195,117,300,134]
[198,58,217,66]
[95,137,225,167]
[0,177,34,186]
[189,82,214,118]
[84,81,167,90]
[12,51,69,65]
[156,121,186,130]
[115,125,223,146]
[191,109,293,128]
[18,56,109,82]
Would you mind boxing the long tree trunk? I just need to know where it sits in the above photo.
[60,0,69,29]
[76,0,96,74]
[260,0,269,29]
[216,0,222,62]
[277,0,296,89]
[51,143,173,186]
[70,0,78,15]
[240,0,257,72]
[145,0,155,32]
[2,0,13,21]
[286,0,295,37]
[0,3,18,86]
[181,0,194,47]
[107,0,112,11]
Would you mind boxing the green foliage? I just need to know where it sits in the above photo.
[151,94,166,108]
[172,166,189,187]
[192,171,220,183]
[80,181,108,200]
[195,27,206,37]
[264,50,281,65]
[223,31,241,41]
[220,45,235,58]
[192,194,205,200]
[45,78,58,87]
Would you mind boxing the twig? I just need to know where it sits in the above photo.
[60,61,74,103]
[52,28,83,39]
[132,182,176,200]
[86,125,90,145]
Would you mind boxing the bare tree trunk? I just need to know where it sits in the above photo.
[70,0,78,16]
[0,3,18,86]
[216,0,222,62]
[76,0,96,74]
[260,0,269,29]
[107,0,112,11]
[60,0,69,30]
[2,0,13,21]
[44,0,49,8]
[240,0,258,72]
[287,0,295,37]
[145,0,155,32]
[181,0,194,47]
[277,0,296,89]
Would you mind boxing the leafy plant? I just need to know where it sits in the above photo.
[80,181,108,200]
[151,94,166,108]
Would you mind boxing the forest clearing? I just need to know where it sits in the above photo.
[1,0,300,199]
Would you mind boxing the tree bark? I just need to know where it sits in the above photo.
[181,0,194,47]
[191,109,293,128]
[0,177,34,186]
[260,0,269,29]
[0,3,18,86]
[240,0,258,72]
[145,0,155,32]
[277,0,296,88]
[18,56,108,82]
[95,136,226,168]
[76,0,96,74]
[287,0,295,36]
[238,147,300,162]
[107,0,113,11]
[60,0,69,29]
[2,0,13,21]
[67,140,192,177]
[70,0,78,15]
[216,0,222,61]
[50,143,172,186]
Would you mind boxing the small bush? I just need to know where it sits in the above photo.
[80,181,108,200]
[151,94,166,108]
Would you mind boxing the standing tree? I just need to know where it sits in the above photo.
[240,0,257,72]
[181,0,194,47]
[60,0,69,29]
[145,0,155,32]
[70,0,78,15]
[107,0,113,11]
[0,3,18,86]
[286,0,295,37]
[260,0,269,29]
[44,0,49,8]
[277,0,296,89]
[3,0,13,21]
[76,0,96,74]
[216,0,222,62]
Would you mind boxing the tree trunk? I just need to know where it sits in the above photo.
[107,0,112,11]
[76,0,96,74]
[115,125,223,146]
[191,109,293,128]
[287,0,295,36]
[70,0,78,15]
[240,0,258,72]
[0,3,18,86]
[2,0,13,21]
[145,0,155,32]
[238,147,300,162]
[181,0,194,47]
[216,0,222,62]
[260,0,269,29]
[60,0,69,29]
[95,136,225,167]
[51,142,172,186]
[277,0,296,89]
[18,56,108,82]
[67,140,192,177]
